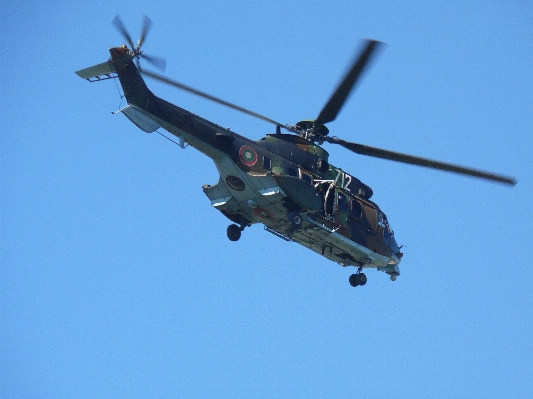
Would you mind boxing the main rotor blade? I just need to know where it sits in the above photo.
[142,54,166,71]
[140,68,286,128]
[327,137,517,186]
[138,15,152,49]
[315,40,382,126]
[112,15,135,49]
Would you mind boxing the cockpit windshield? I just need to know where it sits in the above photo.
[379,211,400,253]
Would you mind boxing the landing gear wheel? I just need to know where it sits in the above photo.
[349,273,367,287]
[288,212,303,229]
[227,224,242,241]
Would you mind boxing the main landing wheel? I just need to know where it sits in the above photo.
[349,273,367,287]
[227,224,242,241]
[287,211,303,229]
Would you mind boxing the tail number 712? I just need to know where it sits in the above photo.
[334,169,352,191]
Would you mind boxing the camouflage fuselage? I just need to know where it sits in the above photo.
[107,46,401,276]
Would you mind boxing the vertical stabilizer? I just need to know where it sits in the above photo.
[109,46,155,109]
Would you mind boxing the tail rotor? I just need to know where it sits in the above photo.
[112,14,166,72]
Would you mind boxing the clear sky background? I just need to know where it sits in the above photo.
[2,1,532,398]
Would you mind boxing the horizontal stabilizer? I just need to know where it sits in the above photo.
[75,61,117,82]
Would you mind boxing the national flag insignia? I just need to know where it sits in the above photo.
[254,207,274,219]
[239,145,258,166]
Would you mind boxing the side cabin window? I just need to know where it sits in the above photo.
[365,205,378,231]
[350,198,363,219]
[359,201,379,233]
[338,193,348,212]
[288,167,298,177]
[347,197,378,234]
[263,156,271,170]
[335,192,349,226]
[299,169,313,185]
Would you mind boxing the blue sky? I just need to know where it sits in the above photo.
[2,1,532,398]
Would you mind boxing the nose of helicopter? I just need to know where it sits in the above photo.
[387,252,401,281]
[377,246,401,280]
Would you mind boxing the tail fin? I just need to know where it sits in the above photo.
[108,46,154,109]
[75,46,155,109]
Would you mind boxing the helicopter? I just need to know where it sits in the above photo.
[76,16,516,287]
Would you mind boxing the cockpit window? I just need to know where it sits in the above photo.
[378,211,391,229]
[379,211,395,246]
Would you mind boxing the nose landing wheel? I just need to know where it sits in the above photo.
[349,271,367,287]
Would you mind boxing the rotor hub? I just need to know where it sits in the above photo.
[295,120,330,143]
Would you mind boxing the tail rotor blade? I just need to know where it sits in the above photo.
[138,14,153,49]
[142,54,167,72]
[112,15,135,49]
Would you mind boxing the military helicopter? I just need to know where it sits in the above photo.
[76,16,516,287]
